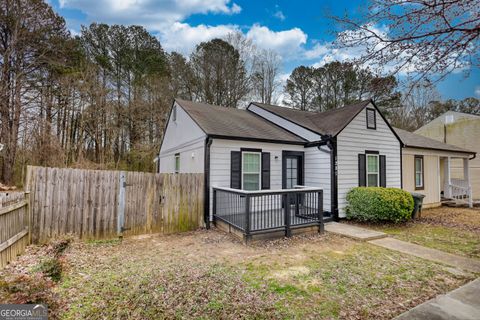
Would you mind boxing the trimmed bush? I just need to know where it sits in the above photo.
[346,187,414,223]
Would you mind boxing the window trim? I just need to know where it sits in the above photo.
[366,108,377,130]
[414,155,424,190]
[366,153,379,187]
[241,151,262,191]
[282,151,305,190]
[174,153,180,173]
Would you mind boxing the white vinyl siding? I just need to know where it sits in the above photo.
[159,102,206,173]
[209,139,304,219]
[304,146,332,212]
[336,104,401,217]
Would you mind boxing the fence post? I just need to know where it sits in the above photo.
[317,191,324,233]
[117,171,126,236]
[25,191,31,244]
[284,193,291,237]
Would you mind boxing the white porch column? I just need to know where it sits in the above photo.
[444,157,451,198]
[463,158,470,183]
[464,158,473,208]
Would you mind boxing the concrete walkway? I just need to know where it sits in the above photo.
[324,222,387,241]
[325,222,480,318]
[369,237,480,273]
[325,222,480,273]
[395,278,480,320]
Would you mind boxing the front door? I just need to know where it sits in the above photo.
[283,152,304,189]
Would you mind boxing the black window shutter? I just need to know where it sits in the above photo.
[261,152,271,189]
[358,154,366,187]
[230,151,241,189]
[379,155,386,187]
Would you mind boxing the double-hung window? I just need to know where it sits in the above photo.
[174,153,180,173]
[242,152,261,191]
[415,156,424,189]
[366,154,379,187]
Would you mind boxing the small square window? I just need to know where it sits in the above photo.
[174,153,180,173]
[366,109,376,129]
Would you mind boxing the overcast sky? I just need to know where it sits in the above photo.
[51,0,480,100]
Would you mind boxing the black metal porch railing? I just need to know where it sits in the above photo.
[213,186,323,238]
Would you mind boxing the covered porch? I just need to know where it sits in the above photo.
[441,156,473,208]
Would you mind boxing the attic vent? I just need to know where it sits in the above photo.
[172,106,177,122]
[445,114,454,124]
[366,108,376,129]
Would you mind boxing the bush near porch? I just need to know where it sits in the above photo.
[346,187,414,223]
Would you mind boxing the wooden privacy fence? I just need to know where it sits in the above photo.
[0,192,29,268]
[25,166,204,243]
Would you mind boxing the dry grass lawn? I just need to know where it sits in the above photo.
[352,207,480,259]
[0,227,476,319]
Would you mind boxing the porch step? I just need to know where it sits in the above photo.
[324,222,387,241]
[441,200,479,208]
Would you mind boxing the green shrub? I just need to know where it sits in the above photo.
[37,258,62,282]
[346,187,414,223]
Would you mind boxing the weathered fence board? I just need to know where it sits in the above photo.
[26,166,204,243]
[0,192,29,268]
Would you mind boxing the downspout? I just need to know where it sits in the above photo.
[328,137,339,221]
[204,137,212,229]
[400,145,403,189]
[314,135,338,220]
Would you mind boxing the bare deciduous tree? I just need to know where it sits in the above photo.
[390,80,441,130]
[0,0,69,184]
[332,0,480,83]
[251,49,281,104]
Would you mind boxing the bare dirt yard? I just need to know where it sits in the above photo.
[352,207,480,259]
[1,225,476,319]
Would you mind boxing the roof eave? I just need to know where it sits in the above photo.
[249,102,328,138]
[208,134,306,145]
[404,144,476,155]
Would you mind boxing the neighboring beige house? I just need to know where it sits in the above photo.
[415,112,480,200]
[395,127,476,208]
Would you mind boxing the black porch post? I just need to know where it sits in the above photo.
[318,191,324,233]
[284,193,291,237]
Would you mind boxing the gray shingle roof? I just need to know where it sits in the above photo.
[250,101,371,136]
[175,99,305,144]
[394,127,475,154]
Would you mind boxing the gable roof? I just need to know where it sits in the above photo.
[394,127,475,155]
[175,99,305,144]
[250,100,372,137]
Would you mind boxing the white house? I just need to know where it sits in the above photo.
[158,98,406,234]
